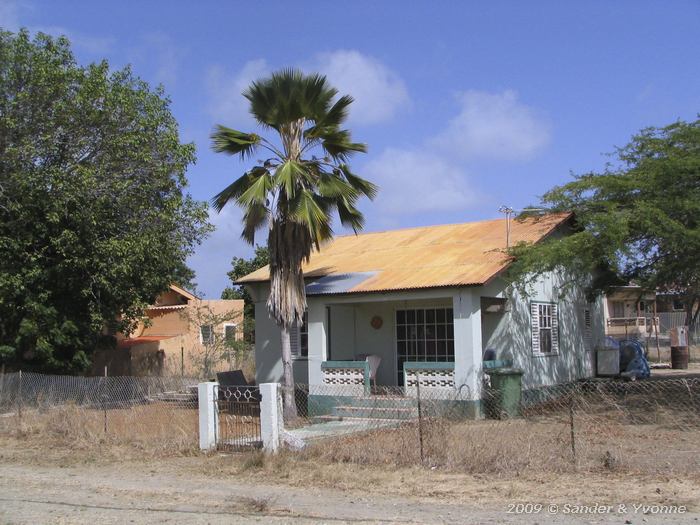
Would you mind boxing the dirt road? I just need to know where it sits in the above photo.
[0,457,698,525]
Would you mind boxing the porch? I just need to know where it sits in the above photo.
[303,288,505,405]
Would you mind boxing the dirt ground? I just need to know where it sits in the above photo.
[0,437,699,524]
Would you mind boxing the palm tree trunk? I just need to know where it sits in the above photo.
[279,323,298,420]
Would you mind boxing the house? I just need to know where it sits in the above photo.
[603,286,698,347]
[238,213,605,414]
[93,284,244,377]
[603,285,658,340]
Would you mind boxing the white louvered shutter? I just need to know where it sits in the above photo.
[551,303,559,354]
[289,321,300,357]
[531,303,540,354]
[583,307,592,350]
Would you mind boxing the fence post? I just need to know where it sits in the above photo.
[416,379,424,464]
[260,382,282,453]
[198,381,219,451]
[569,394,576,466]
[103,366,108,435]
[17,370,22,424]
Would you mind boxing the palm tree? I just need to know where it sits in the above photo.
[211,69,377,418]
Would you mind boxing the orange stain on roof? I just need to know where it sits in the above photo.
[237,213,571,293]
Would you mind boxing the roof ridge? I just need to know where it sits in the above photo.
[327,212,569,241]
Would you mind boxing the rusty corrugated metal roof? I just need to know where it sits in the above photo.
[237,213,572,294]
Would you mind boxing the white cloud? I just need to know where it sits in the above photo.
[313,50,409,125]
[206,59,270,127]
[432,90,550,160]
[206,51,408,128]
[138,32,180,87]
[364,89,548,219]
[31,25,114,54]
[365,148,476,215]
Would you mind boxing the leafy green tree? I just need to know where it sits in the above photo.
[508,118,700,326]
[0,30,211,373]
[221,245,270,319]
[211,69,377,418]
[221,245,269,346]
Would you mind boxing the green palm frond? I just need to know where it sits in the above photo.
[322,129,367,161]
[274,160,310,198]
[336,197,365,233]
[288,190,333,247]
[241,203,269,244]
[237,170,274,207]
[245,69,337,128]
[340,165,378,200]
[211,166,270,213]
[210,125,261,161]
[317,170,360,199]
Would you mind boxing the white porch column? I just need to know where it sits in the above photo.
[307,299,328,386]
[198,381,218,451]
[453,289,482,401]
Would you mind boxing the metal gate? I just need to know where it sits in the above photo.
[215,385,262,450]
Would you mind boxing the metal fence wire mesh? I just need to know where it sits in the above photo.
[0,372,200,450]
[290,378,700,475]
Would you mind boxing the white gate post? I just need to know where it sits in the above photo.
[260,382,282,452]
[198,381,218,451]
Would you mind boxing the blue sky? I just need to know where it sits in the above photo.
[2,1,699,297]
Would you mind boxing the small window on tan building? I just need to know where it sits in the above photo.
[200,325,214,345]
[224,323,237,343]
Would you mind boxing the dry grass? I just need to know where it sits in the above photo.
[297,413,700,477]
[0,402,199,457]
[198,448,699,509]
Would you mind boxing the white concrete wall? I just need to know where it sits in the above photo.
[479,272,604,389]
[252,286,308,386]
[328,305,356,361]
[452,289,482,400]
[249,271,604,392]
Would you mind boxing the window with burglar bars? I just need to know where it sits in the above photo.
[531,302,559,356]
[396,308,454,384]
[200,325,214,345]
[290,311,308,359]
[224,323,237,343]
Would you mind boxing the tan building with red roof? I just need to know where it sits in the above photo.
[95,285,244,377]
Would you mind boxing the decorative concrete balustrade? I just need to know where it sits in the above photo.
[403,362,455,397]
[320,360,371,396]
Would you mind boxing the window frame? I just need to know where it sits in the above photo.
[672,299,685,312]
[291,310,309,360]
[531,301,559,357]
[395,306,455,385]
[223,323,237,344]
[200,324,214,345]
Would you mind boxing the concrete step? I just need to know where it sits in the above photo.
[311,414,415,425]
[332,405,418,420]
[340,396,417,410]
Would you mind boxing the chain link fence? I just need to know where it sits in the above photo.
[290,378,700,476]
[0,372,200,452]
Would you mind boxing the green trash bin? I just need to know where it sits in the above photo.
[485,367,524,419]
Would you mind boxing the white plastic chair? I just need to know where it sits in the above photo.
[357,354,382,388]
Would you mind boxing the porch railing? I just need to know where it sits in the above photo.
[321,360,370,395]
[403,362,455,395]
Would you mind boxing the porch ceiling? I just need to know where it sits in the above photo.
[237,213,572,294]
